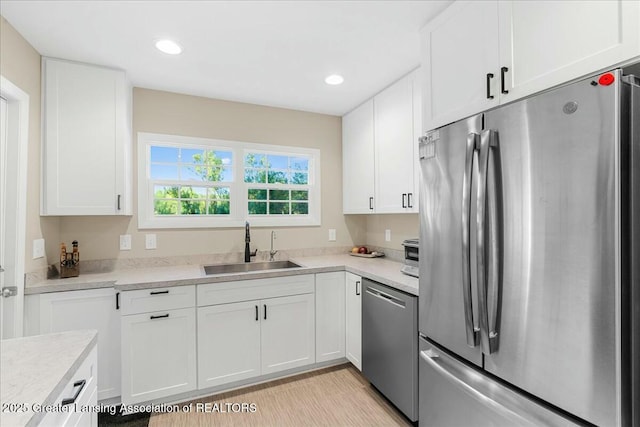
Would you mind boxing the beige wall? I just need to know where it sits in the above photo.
[0,16,60,273]
[365,214,419,249]
[57,88,366,261]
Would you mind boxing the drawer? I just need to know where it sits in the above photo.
[120,285,195,315]
[39,345,97,427]
[198,274,314,307]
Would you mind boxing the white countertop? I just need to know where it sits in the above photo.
[0,330,97,427]
[25,254,418,296]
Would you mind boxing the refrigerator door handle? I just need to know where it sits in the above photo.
[462,132,480,347]
[477,129,499,355]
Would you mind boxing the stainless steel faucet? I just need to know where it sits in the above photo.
[244,221,257,262]
[269,230,278,261]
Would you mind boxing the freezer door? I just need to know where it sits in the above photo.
[483,72,621,426]
[419,337,577,427]
[419,114,483,367]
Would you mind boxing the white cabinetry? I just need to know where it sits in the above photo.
[421,0,640,131]
[342,100,375,213]
[197,275,315,389]
[41,57,131,215]
[342,70,421,214]
[315,272,346,363]
[120,286,196,405]
[345,272,362,370]
[26,288,120,401]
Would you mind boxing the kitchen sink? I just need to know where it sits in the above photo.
[203,260,302,275]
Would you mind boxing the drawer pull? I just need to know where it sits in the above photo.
[150,290,169,295]
[61,379,86,406]
[150,314,170,320]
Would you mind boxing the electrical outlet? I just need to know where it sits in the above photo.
[328,229,336,242]
[119,234,132,251]
[145,234,157,250]
[33,238,45,259]
[385,229,391,242]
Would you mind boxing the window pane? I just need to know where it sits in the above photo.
[208,200,230,215]
[209,187,230,200]
[267,155,288,169]
[248,201,267,215]
[181,148,205,163]
[291,172,308,185]
[269,189,289,200]
[245,169,266,183]
[290,157,309,171]
[292,202,309,215]
[151,164,178,180]
[180,186,201,199]
[245,153,266,167]
[268,170,288,184]
[180,166,203,181]
[291,190,308,200]
[154,200,179,215]
[248,189,267,200]
[151,146,178,163]
[154,185,179,198]
[181,200,206,214]
[269,202,290,215]
[216,151,233,166]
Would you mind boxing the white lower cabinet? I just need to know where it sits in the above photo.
[197,275,315,389]
[345,272,362,370]
[26,288,120,401]
[197,301,261,388]
[120,286,196,405]
[315,272,346,363]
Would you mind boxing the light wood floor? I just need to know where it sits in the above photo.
[149,364,412,427]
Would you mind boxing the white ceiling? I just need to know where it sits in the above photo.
[0,0,452,116]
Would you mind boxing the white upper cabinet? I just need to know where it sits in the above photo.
[342,70,421,214]
[342,99,375,214]
[41,57,132,215]
[421,0,640,131]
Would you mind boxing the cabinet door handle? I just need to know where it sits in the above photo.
[150,313,169,320]
[264,304,267,320]
[356,280,361,296]
[116,292,120,310]
[501,67,509,94]
[369,197,374,210]
[486,73,494,99]
[150,290,169,295]
[408,193,413,208]
[117,194,121,211]
[255,305,258,321]
[61,379,86,406]
[402,193,407,208]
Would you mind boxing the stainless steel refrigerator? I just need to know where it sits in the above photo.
[418,69,640,426]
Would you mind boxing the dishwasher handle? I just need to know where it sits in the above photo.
[365,286,406,308]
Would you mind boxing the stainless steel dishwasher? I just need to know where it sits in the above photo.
[362,278,418,422]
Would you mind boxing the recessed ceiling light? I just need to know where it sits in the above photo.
[325,74,344,85]
[155,39,183,55]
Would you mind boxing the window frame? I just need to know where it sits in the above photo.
[137,132,321,229]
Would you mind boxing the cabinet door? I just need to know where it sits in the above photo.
[345,272,362,370]
[121,307,196,405]
[315,272,346,363]
[498,0,640,103]
[374,73,418,213]
[261,293,315,375]
[39,288,121,401]
[342,99,375,214]
[197,301,261,389]
[42,57,131,215]
[421,1,500,131]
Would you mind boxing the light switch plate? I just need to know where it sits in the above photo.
[385,229,391,242]
[145,234,157,250]
[33,238,45,259]
[119,234,132,251]
[328,229,336,241]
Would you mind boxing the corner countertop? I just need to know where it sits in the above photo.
[25,254,418,297]
[0,330,98,427]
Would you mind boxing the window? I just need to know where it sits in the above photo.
[138,133,321,228]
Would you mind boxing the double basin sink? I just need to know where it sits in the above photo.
[203,260,301,275]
